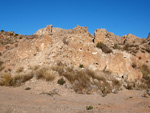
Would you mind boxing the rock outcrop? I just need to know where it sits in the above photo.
[0,25,150,82]
[147,33,150,39]
[94,29,107,44]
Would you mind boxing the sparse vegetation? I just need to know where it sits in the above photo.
[16,67,24,73]
[57,78,65,85]
[79,64,84,68]
[86,106,93,110]
[3,73,12,86]
[139,64,150,80]
[114,44,121,49]
[63,37,69,45]
[36,67,56,81]
[139,57,142,60]
[145,47,150,53]
[0,71,33,86]
[112,79,121,89]
[1,30,4,32]
[96,42,112,53]
[51,64,118,95]
[123,44,139,55]
[15,34,18,36]
[0,60,4,66]
[0,59,4,71]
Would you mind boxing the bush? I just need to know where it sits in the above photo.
[9,33,14,36]
[123,44,130,51]
[3,73,12,86]
[96,42,112,53]
[86,106,93,110]
[132,63,137,68]
[15,34,18,36]
[36,67,56,81]
[1,30,4,32]
[112,79,121,89]
[139,57,142,60]
[0,60,4,71]
[139,64,150,80]
[57,78,65,85]
[0,60,4,66]
[0,72,33,86]
[114,44,120,49]
[79,64,84,68]
[145,47,150,53]
[63,37,69,45]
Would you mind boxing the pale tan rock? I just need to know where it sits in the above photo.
[94,29,107,44]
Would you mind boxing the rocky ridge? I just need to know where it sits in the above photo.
[0,25,150,94]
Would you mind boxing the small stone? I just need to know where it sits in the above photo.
[112,89,118,94]
[25,87,31,90]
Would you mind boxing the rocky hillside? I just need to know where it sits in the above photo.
[0,25,150,95]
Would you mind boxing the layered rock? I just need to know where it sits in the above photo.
[94,29,107,44]
[0,25,150,82]
[71,25,88,34]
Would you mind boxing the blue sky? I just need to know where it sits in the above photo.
[0,0,150,38]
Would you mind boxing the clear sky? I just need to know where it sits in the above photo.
[0,0,150,38]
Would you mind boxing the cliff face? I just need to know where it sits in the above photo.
[0,25,150,81]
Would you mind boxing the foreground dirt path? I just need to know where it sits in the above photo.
[0,86,150,113]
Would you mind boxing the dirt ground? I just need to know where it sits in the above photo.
[0,86,150,113]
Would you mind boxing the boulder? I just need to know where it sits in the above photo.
[71,25,88,34]
[94,29,107,44]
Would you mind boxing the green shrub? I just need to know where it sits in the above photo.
[96,42,112,53]
[86,106,93,110]
[114,44,120,49]
[57,78,65,85]
[79,64,84,68]
[139,57,142,60]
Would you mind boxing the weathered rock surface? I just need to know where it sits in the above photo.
[0,25,150,81]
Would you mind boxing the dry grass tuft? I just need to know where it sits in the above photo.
[13,72,34,86]
[36,67,56,81]
[0,59,4,71]
[112,79,121,89]
[0,72,33,86]
[3,73,12,86]
[52,65,115,95]
[139,64,150,79]
[16,67,24,73]
[96,42,112,53]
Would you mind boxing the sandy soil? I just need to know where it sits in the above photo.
[0,85,150,113]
